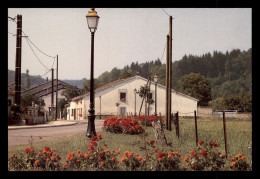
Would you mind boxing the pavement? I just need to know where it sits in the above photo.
[8,119,79,130]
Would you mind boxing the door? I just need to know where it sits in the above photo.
[120,107,126,116]
[74,109,76,120]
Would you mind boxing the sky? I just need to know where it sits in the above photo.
[8,8,252,80]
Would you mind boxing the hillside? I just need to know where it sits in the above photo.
[8,48,251,100]
[8,70,86,89]
[86,48,251,100]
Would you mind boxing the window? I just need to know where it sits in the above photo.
[120,92,126,102]
[148,93,153,100]
[71,109,73,116]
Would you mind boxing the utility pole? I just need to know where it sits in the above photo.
[15,14,22,106]
[56,55,58,121]
[168,16,173,131]
[165,34,169,130]
[51,68,54,121]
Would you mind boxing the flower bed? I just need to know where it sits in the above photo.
[103,117,145,135]
[8,137,251,171]
[134,115,163,126]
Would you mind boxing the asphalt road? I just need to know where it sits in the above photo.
[8,120,104,146]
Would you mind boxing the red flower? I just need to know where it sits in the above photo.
[149,140,155,145]
[158,152,166,158]
[90,141,97,146]
[104,143,107,146]
[201,150,207,156]
[154,149,158,153]
[189,151,196,157]
[44,146,50,151]
[25,148,30,154]
[199,140,204,145]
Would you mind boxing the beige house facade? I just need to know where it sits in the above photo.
[67,75,198,120]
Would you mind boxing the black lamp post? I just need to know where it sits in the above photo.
[86,8,100,138]
[154,74,158,116]
[134,88,137,116]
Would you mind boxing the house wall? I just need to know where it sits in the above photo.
[41,89,65,112]
[67,76,198,120]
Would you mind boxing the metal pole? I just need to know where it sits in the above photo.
[134,91,136,116]
[99,96,101,119]
[86,32,97,138]
[176,111,179,139]
[194,110,198,146]
[15,14,22,106]
[223,111,228,158]
[51,68,54,121]
[169,16,173,131]
[56,55,58,121]
[155,81,157,116]
[165,35,169,130]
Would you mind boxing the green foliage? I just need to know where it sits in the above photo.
[21,94,45,108]
[61,85,82,100]
[119,68,132,79]
[177,73,212,106]
[57,99,68,111]
[209,93,252,112]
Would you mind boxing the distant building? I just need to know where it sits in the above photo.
[67,75,198,120]
[21,79,70,113]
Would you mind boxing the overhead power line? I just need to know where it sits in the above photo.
[25,37,50,71]
[160,40,167,62]
[162,8,170,17]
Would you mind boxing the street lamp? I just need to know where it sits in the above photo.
[86,8,100,138]
[154,74,158,116]
[134,88,137,116]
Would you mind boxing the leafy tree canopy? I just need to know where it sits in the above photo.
[177,73,212,106]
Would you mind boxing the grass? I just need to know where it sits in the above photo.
[8,116,252,169]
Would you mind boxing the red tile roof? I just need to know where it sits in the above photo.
[71,77,132,101]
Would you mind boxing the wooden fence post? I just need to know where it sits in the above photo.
[176,111,179,139]
[194,110,198,146]
[168,113,172,131]
[223,111,228,158]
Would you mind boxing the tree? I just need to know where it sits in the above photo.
[119,68,132,79]
[61,85,82,100]
[57,98,68,112]
[177,73,212,106]
[25,69,30,89]
[21,94,45,108]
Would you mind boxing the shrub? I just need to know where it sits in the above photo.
[134,115,163,126]
[183,140,226,171]
[120,151,147,171]
[230,153,250,171]
[103,117,145,135]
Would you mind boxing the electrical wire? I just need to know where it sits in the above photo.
[41,69,52,78]
[8,32,16,36]
[24,37,50,71]
[9,16,56,59]
[162,8,170,17]
[160,40,167,62]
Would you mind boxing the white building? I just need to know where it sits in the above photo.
[21,80,69,113]
[67,75,198,120]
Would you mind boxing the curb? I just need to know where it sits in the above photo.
[8,121,78,130]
